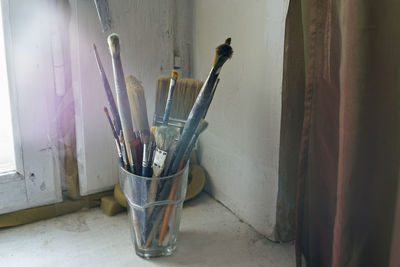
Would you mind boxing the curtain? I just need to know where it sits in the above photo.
[275,0,305,242]
[282,0,400,266]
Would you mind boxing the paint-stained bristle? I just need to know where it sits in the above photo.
[171,70,178,80]
[195,119,209,136]
[126,75,149,133]
[154,126,179,151]
[150,126,157,142]
[155,77,203,120]
[214,37,233,67]
[107,33,120,56]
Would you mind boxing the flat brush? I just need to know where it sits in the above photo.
[166,38,233,176]
[147,126,179,217]
[108,33,136,173]
[155,77,203,123]
[162,70,178,125]
[126,75,150,177]
[158,120,208,244]
[93,43,122,134]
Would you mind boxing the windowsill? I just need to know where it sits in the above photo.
[0,192,294,266]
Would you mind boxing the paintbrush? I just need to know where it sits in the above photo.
[158,120,208,244]
[93,43,122,134]
[162,70,179,125]
[147,126,179,217]
[107,33,136,173]
[149,126,157,172]
[126,75,151,177]
[134,136,143,175]
[166,38,233,176]
[147,40,233,237]
[104,107,123,168]
[155,77,203,174]
[182,119,209,167]
[155,77,203,125]
[119,131,128,171]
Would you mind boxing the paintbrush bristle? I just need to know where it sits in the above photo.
[150,126,157,136]
[154,126,179,151]
[171,70,178,80]
[155,77,203,120]
[214,37,233,68]
[126,75,149,133]
[150,126,156,142]
[107,33,120,56]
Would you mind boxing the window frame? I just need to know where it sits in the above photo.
[0,0,62,214]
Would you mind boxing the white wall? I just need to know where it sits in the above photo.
[191,0,289,238]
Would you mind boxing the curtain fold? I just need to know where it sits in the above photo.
[286,0,400,266]
[275,0,305,242]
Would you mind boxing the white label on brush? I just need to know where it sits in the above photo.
[152,148,167,169]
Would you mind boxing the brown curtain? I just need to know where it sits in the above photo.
[275,0,305,242]
[280,0,400,266]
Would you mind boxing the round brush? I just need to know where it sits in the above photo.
[93,43,122,134]
[162,70,179,125]
[107,33,136,172]
[182,119,209,167]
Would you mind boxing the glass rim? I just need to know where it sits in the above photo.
[120,162,189,181]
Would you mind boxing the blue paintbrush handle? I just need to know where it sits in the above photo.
[162,78,177,125]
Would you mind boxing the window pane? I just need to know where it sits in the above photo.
[0,4,15,173]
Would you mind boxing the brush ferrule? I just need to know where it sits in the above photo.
[115,139,122,157]
[119,140,127,170]
[152,148,168,171]
[142,144,150,167]
[142,143,151,177]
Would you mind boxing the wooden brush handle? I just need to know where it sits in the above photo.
[158,160,184,243]
[108,33,135,170]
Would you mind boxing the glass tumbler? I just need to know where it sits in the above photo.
[119,164,189,258]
